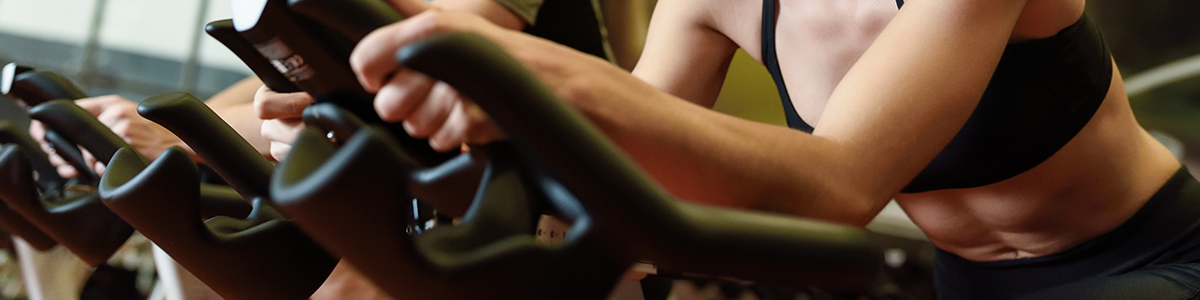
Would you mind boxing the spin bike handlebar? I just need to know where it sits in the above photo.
[0,67,250,264]
[98,92,337,300]
[1,64,87,107]
[2,64,97,184]
[0,100,136,266]
[0,123,58,250]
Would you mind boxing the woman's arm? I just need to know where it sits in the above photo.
[354,0,1031,226]
[207,77,270,157]
[631,0,739,107]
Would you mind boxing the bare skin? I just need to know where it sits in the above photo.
[635,0,1181,262]
[353,0,1182,264]
[635,0,1181,261]
[28,77,269,176]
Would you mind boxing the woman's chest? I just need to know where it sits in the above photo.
[713,0,898,123]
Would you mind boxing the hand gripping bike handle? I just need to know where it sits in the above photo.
[397,33,883,290]
[137,92,274,200]
[229,0,456,166]
[27,100,138,165]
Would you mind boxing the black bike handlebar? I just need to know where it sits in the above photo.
[27,100,136,165]
[398,32,882,290]
[0,144,133,266]
[204,20,301,93]
[99,146,335,300]
[98,91,335,300]
[138,92,273,200]
[1,64,86,107]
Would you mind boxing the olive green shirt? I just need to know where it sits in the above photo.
[492,0,613,61]
[492,0,546,25]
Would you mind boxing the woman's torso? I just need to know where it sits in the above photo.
[705,0,1180,261]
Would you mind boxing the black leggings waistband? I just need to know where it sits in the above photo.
[933,168,1200,299]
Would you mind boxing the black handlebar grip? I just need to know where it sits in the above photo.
[99,147,336,300]
[0,144,133,266]
[270,127,564,300]
[232,0,363,99]
[299,102,485,217]
[4,70,87,107]
[287,0,403,42]
[27,100,135,165]
[406,150,487,217]
[0,145,60,251]
[198,183,253,220]
[205,20,301,93]
[43,130,100,186]
[300,102,365,144]
[0,67,99,183]
[0,63,34,98]
[0,122,65,192]
[137,92,274,200]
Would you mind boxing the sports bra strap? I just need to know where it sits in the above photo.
[761,0,814,132]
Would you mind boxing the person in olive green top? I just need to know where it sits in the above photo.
[499,0,613,61]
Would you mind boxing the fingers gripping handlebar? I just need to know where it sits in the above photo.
[28,100,134,166]
[399,33,883,291]
[2,65,98,184]
[225,0,455,166]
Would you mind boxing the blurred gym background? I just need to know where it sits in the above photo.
[0,0,1196,299]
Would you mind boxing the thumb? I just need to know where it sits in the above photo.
[384,0,433,17]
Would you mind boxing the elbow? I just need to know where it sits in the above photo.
[812,187,883,228]
[758,184,887,228]
[833,193,886,228]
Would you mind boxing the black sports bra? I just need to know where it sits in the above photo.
[762,0,1113,193]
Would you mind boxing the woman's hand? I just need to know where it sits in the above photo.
[353,2,520,152]
[29,95,188,177]
[253,86,313,161]
[28,119,90,178]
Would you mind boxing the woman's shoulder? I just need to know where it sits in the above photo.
[646,0,766,54]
